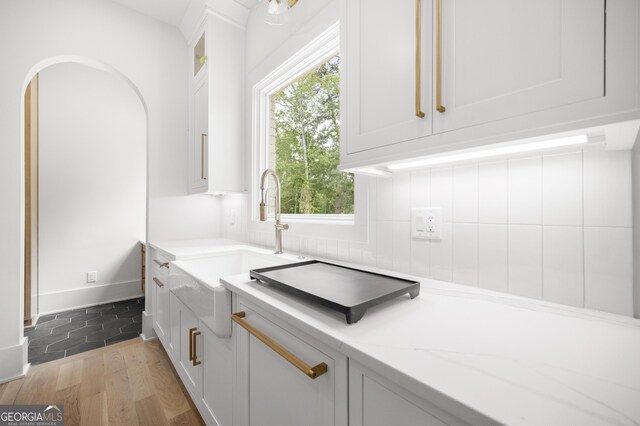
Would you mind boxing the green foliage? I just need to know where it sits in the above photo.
[273,55,354,215]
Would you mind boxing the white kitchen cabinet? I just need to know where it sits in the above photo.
[177,297,202,397]
[340,0,639,169]
[188,14,245,194]
[349,361,476,426]
[344,0,433,154]
[234,299,348,426]
[433,0,604,133]
[201,325,233,426]
[151,249,170,348]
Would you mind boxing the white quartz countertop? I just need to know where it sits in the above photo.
[149,238,249,260]
[153,239,640,425]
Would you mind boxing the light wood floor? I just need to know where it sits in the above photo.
[0,337,204,426]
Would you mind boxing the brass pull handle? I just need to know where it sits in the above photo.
[153,259,169,268]
[188,327,196,361]
[192,330,202,366]
[201,133,207,180]
[435,0,446,113]
[231,311,328,379]
[415,0,425,118]
[152,277,165,288]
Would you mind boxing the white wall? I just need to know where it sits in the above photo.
[633,136,640,318]
[0,0,221,381]
[38,63,145,313]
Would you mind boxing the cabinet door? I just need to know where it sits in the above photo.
[345,0,433,154]
[201,325,233,426]
[152,254,170,346]
[433,0,605,133]
[169,293,181,362]
[178,302,202,397]
[189,80,208,193]
[235,305,342,426]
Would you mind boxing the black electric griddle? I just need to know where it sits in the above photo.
[249,260,420,324]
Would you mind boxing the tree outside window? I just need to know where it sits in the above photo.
[269,54,354,215]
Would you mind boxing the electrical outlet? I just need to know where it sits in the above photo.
[87,271,97,283]
[412,207,442,240]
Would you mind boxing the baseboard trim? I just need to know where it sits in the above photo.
[0,337,29,384]
[39,280,144,315]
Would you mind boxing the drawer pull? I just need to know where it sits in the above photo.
[192,330,202,366]
[153,277,165,288]
[231,311,328,379]
[153,259,169,268]
[189,327,197,361]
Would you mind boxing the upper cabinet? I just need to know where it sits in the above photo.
[188,14,246,194]
[340,0,640,169]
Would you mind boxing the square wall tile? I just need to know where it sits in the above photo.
[430,223,453,282]
[316,239,327,258]
[376,222,393,270]
[393,172,411,221]
[509,156,542,224]
[543,227,584,307]
[584,227,634,316]
[453,164,479,223]
[337,240,350,261]
[410,239,429,277]
[478,224,508,292]
[349,242,363,264]
[325,239,338,260]
[479,161,508,224]
[508,225,543,299]
[377,177,393,221]
[452,223,478,286]
[430,167,453,222]
[543,152,583,226]
[584,150,633,227]
[392,222,411,274]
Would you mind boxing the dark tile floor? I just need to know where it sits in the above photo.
[25,297,144,365]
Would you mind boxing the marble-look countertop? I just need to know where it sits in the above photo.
[153,239,640,425]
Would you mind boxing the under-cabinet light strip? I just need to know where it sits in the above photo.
[386,134,588,171]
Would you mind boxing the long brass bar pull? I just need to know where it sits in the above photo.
[153,259,169,268]
[435,0,446,113]
[153,277,165,288]
[231,311,328,379]
[415,0,425,118]
[192,330,202,366]
[188,327,197,361]
[201,133,207,180]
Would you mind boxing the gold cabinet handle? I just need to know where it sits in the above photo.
[415,0,425,118]
[201,133,207,180]
[188,327,196,361]
[231,311,328,379]
[435,0,446,113]
[153,277,165,288]
[192,330,202,366]
[153,259,169,268]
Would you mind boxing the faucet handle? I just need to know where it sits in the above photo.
[276,223,289,231]
[259,202,267,221]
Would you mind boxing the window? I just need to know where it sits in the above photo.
[268,55,354,215]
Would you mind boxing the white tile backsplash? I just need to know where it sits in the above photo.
[223,148,635,317]
[479,161,508,223]
[453,164,479,223]
[452,223,479,285]
[543,226,584,306]
[543,151,583,226]
[584,150,633,227]
[509,156,542,224]
[509,225,543,299]
[584,227,634,316]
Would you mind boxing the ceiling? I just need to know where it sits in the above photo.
[110,0,259,27]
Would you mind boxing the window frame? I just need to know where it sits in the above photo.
[250,22,367,232]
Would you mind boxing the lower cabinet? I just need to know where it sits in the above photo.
[349,361,474,426]
[233,299,348,426]
[168,292,233,426]
[151,249,170,348]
